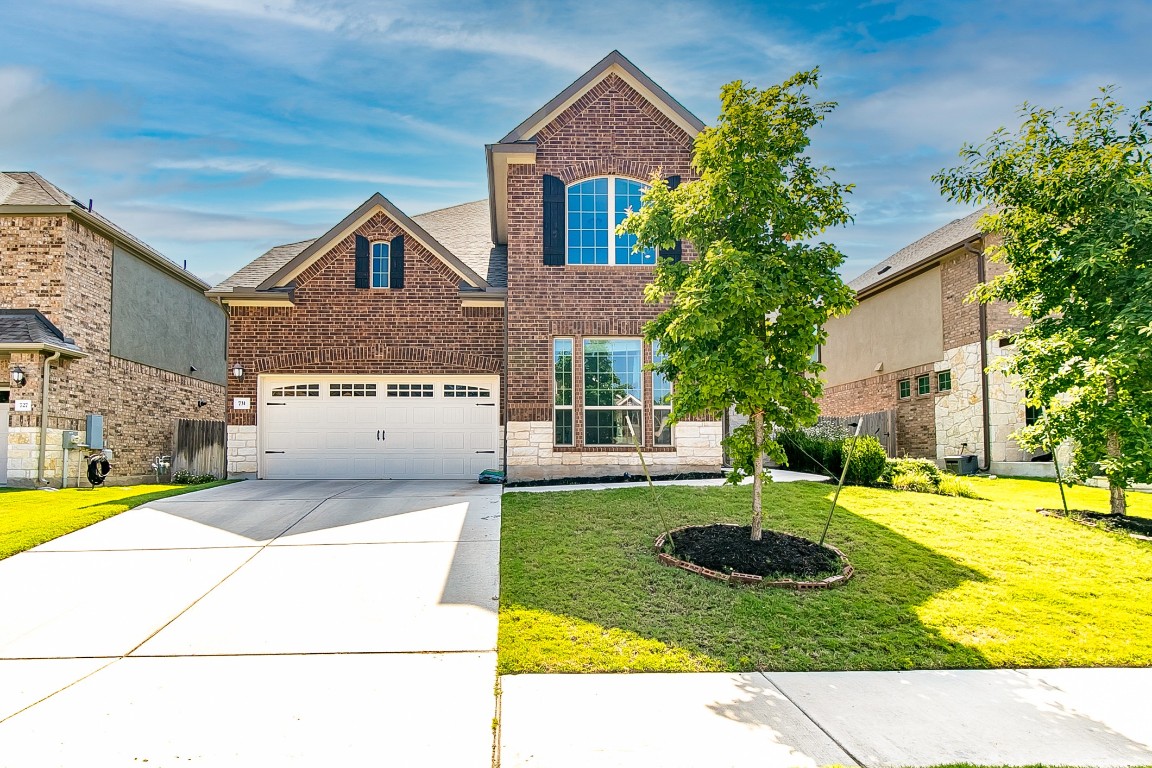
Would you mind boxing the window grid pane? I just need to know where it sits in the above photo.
[329,383,377,397]
[271,384,319,397]
[937,371,952,392]
[567,179,609,265]
[917,375,931,395]
[386,383,434,397]
[585,409,642,446]
[555,408,573,446]
[614,178,655,265]
[583,339,642,406]
[372,242,390,288]
[898,379,910,399]
[444,384,491,398]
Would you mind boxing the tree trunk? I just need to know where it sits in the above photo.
[1106,376,1127,516]
[751,412,764,541]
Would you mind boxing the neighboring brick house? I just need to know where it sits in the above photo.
[210,51,724,481]
[818,208,1048,474]
[0,172,226,487]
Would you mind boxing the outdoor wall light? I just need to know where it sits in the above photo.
[231,362,244,379]
[10,366,25,387]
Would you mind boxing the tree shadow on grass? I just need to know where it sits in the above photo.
[498,483,992,674]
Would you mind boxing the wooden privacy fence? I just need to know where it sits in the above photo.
[817,409,898,457]
[172,419,226,478]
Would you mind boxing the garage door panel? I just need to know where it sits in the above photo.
[261,376,499,480]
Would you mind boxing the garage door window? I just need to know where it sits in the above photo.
[444,384,491,397]
[330,383,377,397]
[387,383,434,397]
[271,384,320,397]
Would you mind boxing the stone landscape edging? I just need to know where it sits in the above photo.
[654,523,854,589]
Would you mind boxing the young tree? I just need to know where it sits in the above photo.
[620,70,855,540]
[934,90,1152,515]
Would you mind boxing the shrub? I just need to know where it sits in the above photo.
[882,457,943,487]
[172,470,217,485]
[938,474,982,499]
[844,435,888,485]
[778,429,841,477]
[890,467,937,494]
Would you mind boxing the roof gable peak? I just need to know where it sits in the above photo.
[498,50,705,144]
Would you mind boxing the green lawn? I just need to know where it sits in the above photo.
[499,476,1152,674]
[0,481,233,560]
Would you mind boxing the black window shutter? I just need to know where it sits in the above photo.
[664,175,682,262]
[390,235,405,289]
[354,234,370,288]
[542,174,565,266]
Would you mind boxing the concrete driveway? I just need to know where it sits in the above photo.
[0,479,501,767]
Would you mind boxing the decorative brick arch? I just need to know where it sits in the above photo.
[253,344,503,374]
[553,160,670,187]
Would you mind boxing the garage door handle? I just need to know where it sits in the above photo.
[376,430,380,441]
[475,450,495,454]
[476,403,496,406]
[266,403,287,406]
[265,451,285,454]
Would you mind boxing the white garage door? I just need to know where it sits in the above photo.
[259,375,500,480]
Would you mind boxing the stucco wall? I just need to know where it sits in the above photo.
[110,245,227,384]
[821,268,944,387]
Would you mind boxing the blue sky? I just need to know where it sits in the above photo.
[1,0,1147,286]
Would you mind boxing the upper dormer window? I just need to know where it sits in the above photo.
[567,177,656,266]
[371,242,390,288]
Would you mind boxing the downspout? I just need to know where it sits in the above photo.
[38,350,62,485]
[501,298,509,483]
[964,238,992,471]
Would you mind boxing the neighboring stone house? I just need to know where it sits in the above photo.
[210,51,723,482]
[818,208,1048,474]
[0,172,226,487]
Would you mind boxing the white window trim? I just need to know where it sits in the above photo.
[370,240,391,289]
[583,337,644,446]
[565,176,656,267]
[553,338,574,446]
[651,342,674,447]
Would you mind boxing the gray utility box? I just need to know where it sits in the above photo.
[85,414,104,449]
[944,454,979,475]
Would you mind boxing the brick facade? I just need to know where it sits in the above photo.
[224,210,505,428]
[504,74,705,458]
[2,213,225,486]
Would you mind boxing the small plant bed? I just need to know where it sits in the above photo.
[656,524,851,587]
[1038,507,1152,540]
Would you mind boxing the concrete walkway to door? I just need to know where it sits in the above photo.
[0,479,501,767]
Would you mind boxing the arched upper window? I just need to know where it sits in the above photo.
[566,176,656,266]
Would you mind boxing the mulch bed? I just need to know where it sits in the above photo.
[655,524,851,588]
[1038,508,1152,540]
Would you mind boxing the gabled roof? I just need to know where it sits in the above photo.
[486,51,706,247]
[850,207,992,296]
[256,193,490,291]
[413,200,506,288]
[499,51,705,143]
[210,197,506,296]
[0,171,211,292]
[0,309,86,357]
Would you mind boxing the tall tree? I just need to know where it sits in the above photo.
[934,90,1152,515]
[621,70,855,540]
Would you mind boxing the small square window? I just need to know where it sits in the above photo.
[917,375,931,396]
[898,379,911,399]
[937,371,952,392]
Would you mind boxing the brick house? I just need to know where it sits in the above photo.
[817,208,1051,475]
[210,51,724,482]
[1,172,227,487]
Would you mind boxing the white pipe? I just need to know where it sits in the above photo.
[38,350,61,485]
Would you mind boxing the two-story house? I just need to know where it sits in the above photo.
[210,51,724,482]
[1,172,227,487]
[818,209,1052,475]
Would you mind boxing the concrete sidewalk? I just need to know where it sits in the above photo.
[499,668,1152,767]
[505,467,829,493]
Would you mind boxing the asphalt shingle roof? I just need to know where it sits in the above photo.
[213,198,506,292]
[0,309,84,354]
[0,172,210,290]
[849,207,992,294]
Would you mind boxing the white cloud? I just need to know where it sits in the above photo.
[152,157,476,188]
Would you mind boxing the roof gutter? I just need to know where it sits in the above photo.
[964,238,993,471]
